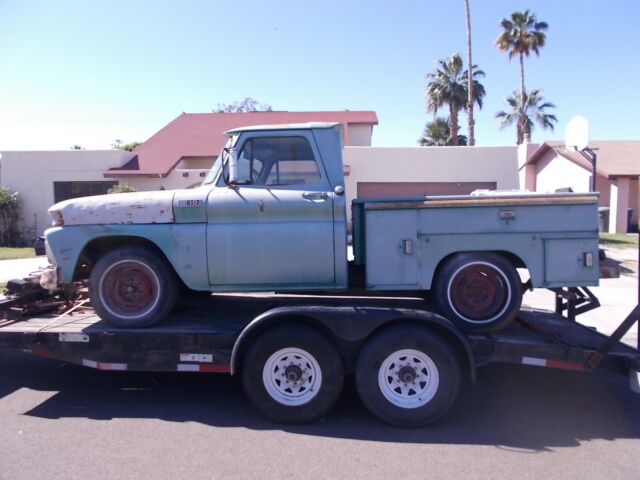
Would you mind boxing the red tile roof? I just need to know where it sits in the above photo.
[524,140,640,178]
[104,111,378,178]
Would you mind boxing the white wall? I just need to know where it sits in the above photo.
[1,150,135,237]
[535,154,591,193]
[347,125,373,146]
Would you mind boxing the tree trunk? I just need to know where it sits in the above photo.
[464,0,474,146]
[449,104,459,146]
[517,53,526,145]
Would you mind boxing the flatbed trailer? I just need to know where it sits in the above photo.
[1,293,638,426]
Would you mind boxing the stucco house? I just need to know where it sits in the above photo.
[519,140,640,233]
[1,110,520,237]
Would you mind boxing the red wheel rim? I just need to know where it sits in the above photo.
[101,261,159,317]
[449,264,508,321]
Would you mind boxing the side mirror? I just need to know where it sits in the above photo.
[222,147,239,186]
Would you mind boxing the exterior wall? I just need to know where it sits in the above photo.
[0,150,135,237]
[347,125,373,146]
[535,154,592,194]
[630,178,639,229]
[517,142,539,190]
[343,145,520,227]
[528,151,639,233]
[126,169,210,191]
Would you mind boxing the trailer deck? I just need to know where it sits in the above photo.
[1,294,638,380]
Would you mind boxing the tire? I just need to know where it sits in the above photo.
[89,246,178,328]
[433,253,522,333]
[242,325,344,424]
[355,326,461,427]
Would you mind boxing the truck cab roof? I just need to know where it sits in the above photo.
[224,122,341,137]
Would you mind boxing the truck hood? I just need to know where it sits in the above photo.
[48,190,176,226]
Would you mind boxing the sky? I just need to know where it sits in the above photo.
[1,0,639,150]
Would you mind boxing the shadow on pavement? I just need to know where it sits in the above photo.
[1,349,639,451]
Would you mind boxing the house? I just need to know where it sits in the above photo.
[1,109,522,238]
[519,141,640,233]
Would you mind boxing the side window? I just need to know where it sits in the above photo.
[259,137,321,186]
[218,136,321,186]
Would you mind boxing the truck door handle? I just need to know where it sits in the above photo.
[302,192,329,201]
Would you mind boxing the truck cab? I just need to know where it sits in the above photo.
[203,123,348,290]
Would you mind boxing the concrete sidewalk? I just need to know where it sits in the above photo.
[0,256,50,284]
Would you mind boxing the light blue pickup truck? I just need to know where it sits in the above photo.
[44,122,600,332]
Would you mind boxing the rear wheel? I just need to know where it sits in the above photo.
[242,325,344,424]
[89,246,177,328]
[355,326,461,427]
[433,253,522,332]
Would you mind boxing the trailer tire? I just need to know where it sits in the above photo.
[89,246,177,328]
[242,325,344,424]
[434,253,521,333]
[356,326,461,427]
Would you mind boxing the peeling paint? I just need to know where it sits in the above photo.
[49,191,176,226]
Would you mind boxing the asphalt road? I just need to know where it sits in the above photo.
[1,349,639,480]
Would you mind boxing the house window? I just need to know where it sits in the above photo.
[53,181,118,203]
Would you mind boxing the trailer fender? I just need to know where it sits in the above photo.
[230,305,476,380]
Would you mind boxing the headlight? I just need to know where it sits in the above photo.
[49,209,64,226]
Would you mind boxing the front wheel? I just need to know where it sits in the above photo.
[433,253,522,333]
[242,325,344,424]
[355,326,461,427]
[89,246,177,328]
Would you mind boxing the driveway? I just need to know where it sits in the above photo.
[0,256,49,284]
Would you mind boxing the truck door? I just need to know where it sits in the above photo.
[206,132,337,289]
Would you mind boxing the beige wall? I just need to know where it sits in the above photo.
[126,169,210,191]
[343,145,520,226]
[536,154,592,193]
[1,150,135,237]
[347,125,373,146]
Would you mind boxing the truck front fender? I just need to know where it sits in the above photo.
[44,224,209,290]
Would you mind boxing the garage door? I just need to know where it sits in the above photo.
[357,181,497,198]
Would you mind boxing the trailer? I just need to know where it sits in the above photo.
[1,290,638,426]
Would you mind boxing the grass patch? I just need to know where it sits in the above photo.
[0,247,36,261]
[599,233,639,249]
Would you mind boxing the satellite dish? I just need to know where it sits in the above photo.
[565,116,589,151]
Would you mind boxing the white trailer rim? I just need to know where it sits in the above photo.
[262,347,322,406]
[378,348,439,409]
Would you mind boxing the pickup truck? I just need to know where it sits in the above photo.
[43,122,600,332]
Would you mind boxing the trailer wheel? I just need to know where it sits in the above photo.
[89,246,177,328]
[434,253,521,333]
[356,326,461,427]
[242,325,344,424]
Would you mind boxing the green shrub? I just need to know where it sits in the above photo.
[107,184,138,194]
[0,186,21,246]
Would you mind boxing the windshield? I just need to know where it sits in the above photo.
[202,135,238,185]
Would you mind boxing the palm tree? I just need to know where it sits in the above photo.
[464,0,475,145]
[495,89,557,144]
[424,54,485,146]
[495,10,548,138]
[418,117,468,146]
